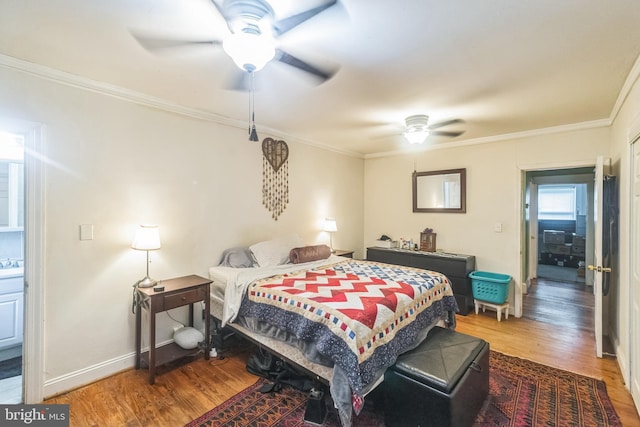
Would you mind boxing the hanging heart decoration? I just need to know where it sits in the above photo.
[262,138,289,220]
[262,138,289,172]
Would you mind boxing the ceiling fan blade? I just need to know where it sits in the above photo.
[131,31,222,54]
[427,118,465,130]
[429,130,465,138]
[275,49,337,82]
[209,0,233,31]
[272,1,337,36]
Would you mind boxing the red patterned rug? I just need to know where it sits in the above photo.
[186,351,621,427]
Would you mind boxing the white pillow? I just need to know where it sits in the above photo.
[173,327,204,350]
[250,235,304,267]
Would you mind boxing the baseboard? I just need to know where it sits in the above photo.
[43,352,135,399]
[610,328,629,386]
[42,339,173,399]
[0,345,22,362]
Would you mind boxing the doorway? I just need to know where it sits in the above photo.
[523,167,595,331]
[0,131,24,403]
[0,118,45,404]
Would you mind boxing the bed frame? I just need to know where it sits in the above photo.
[210,312,332,386]
[210,309,334,424]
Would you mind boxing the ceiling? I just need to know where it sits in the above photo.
[2,0,640,157]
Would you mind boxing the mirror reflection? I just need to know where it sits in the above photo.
[0,132,25,276]
[413,168,466,213]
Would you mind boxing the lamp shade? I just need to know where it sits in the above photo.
[322,218,337,232]
[131,225,161,251]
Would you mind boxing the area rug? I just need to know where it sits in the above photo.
[186,350,622,427]
[0,356,21,380]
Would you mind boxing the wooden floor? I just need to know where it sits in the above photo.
[523,274,594,332]
[45,297,640,427]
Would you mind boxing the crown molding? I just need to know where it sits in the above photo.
[610,53,640,123]
[0,53,364,159]
[366,50,640,160]
[0,53,246,126]
[365,118,612,159]
[1,52,624,161]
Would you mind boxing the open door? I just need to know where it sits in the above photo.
[527,181,539,288]
[588,156,612,358]
[630,137,640,410]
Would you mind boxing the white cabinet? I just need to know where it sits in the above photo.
[0,276,23,351]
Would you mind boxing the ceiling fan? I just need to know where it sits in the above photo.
[132,0,340,84]
[401,115,465,144]
[132,0,341,141]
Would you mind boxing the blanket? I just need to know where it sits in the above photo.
[238,259,457,423]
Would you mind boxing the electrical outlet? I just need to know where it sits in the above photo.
[494,222,503,233]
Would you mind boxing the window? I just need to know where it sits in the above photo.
[538,185,576,220]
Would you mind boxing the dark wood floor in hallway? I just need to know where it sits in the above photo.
[523,274,594,332]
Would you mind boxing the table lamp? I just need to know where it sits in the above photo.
[131,224,161,287]
[322,218,337,253]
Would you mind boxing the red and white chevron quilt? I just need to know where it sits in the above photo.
[246,259,455,363]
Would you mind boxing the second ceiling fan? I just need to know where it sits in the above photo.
[402,115,465,144]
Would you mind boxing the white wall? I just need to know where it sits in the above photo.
[364,127,610,313]
[0,65,364,396]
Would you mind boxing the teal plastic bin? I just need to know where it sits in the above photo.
[469,271,511,304]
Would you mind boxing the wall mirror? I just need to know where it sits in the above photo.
[412,168,466,213]
[0,160,24,228]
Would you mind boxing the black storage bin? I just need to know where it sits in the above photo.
[383,326,489,427]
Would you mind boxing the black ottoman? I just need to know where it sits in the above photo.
[383,326,489,427]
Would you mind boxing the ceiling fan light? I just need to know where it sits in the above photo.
[223,31,276,72]
[403,114,431,144]
[403,129,430,144]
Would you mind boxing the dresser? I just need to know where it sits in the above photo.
[366,247,476,315]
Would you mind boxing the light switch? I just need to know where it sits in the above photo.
[80,224,94,241]
[494,222,502,233]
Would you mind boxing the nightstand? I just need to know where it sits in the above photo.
[135,274,212,384]
[334,249,354,258]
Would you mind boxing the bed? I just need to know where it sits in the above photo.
[208,237,458,426]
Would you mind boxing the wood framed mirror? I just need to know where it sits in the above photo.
[412,168,466,213]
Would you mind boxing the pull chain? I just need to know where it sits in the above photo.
[249,71,259,141]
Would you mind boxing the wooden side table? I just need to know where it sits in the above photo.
[334,249,354,258]
[135,274,212,384]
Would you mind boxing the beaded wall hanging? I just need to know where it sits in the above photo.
[262,137,289,220]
